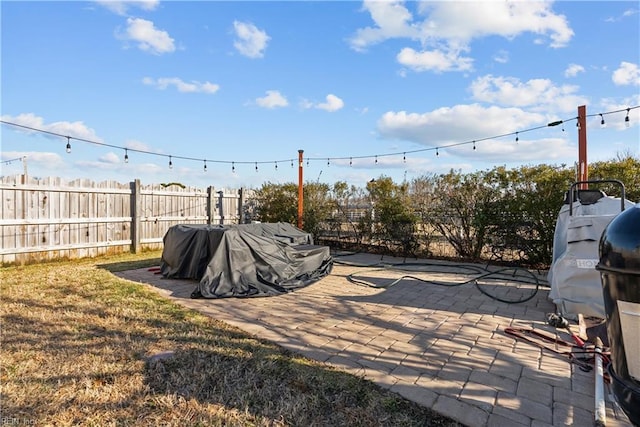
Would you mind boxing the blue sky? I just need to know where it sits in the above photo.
[1,0,639,190]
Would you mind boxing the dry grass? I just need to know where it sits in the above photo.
[1,251,462,426]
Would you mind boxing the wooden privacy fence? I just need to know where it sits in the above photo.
[0,175,251,265]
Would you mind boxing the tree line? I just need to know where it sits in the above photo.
[251,154,639,268]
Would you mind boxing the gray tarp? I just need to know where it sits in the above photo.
[160,223,333,298]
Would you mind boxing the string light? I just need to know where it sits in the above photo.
[625,108,630,128]
[124,149,129,163]
[403,152,406,163]
[232,162,235,173]
[290,159,293,168]
[255,162,258,172]
[203,160,207,172]
[2,105,637,174]
[275,161,278,170]
[600,114,606,128]
[169,156,173,169]
[1,156,25,165]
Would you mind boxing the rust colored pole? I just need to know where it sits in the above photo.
[297,149,304,229]
[578,105,588,189]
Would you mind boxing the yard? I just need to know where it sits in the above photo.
[0,251,461,426]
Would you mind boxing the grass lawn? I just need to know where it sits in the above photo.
[1,251,462,426]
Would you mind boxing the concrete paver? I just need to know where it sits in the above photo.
[116,253,633,427]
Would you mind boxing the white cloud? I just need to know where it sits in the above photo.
[375,104,578,165]
[445,136,575,162]
[414,1,574,48]
[99,152,121,164]
[469,75,588,113]
[493,50,509,64]
[316,94,345,112]
[397,47,473,73]
[605,8,639,22]
[75,158,162,173]
[377,104,545,146]
[0,113,103,142]
[599,96,640,130]
[142,77,220,94]
[121,17,175,55]
[1,151,65,168]
[612,62,640,86]
[255,90,288,109]
[350,1,573,73]
[564,63,585,78]
[348,0,420,52]
[96,0,159,16]
[233,21,270,58]
[299,99,314,110]
[124,139,153,151]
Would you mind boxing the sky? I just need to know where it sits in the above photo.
[1,0,639,190]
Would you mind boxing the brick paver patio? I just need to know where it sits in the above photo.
[116,253,633,427]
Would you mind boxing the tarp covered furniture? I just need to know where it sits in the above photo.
[160,222,333,298]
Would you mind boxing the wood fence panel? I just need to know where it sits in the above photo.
[0,176,251,264]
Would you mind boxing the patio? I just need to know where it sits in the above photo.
[116,252,633,426]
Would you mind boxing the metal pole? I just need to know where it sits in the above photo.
[594,337,606,426]
[578,105,588,189]
[21,156,27,185]
[297,149,304,229]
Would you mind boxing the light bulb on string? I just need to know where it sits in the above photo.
[327,158,330,167]
[124,149,129,163]
[600,114,606,128]
[436,148,439,157]
[472,140,476,150]
[275,161,278,171]
[169,156,173,169]
[255,162,258,172]
[306,159,309,167]
[232,162,235,173]
[203,160,207,172]
[375,155,378,164]
[625,108,630,128]
[403,152,406,163]
[349,157,352,167]
[515,132,519,143]
[576,120,581,131]
[66,137,71,153]
[290,159,293,168]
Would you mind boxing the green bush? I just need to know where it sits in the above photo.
[251,154,639,267]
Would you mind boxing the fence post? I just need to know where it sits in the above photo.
[238,188,244,224]
[130,179,141,253]
[217,190,224,225]
[207,186,214,225]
